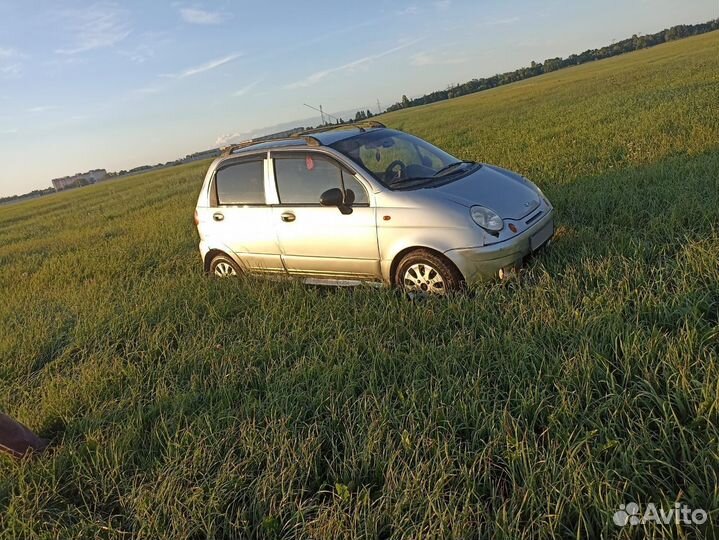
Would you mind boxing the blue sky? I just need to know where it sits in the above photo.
[0,0,716,197]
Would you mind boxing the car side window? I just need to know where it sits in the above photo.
[343,175,369,205]
[274,153,368,205]
[214,160,265,205]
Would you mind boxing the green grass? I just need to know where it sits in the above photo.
[1,32,718,539]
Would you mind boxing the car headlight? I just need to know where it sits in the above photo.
[471,205,503,232]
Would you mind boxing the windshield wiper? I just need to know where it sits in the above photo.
[387,176,435,188]
[387,161,479,188]
[433,160,476,177]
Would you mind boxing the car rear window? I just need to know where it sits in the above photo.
[215,160,265,205]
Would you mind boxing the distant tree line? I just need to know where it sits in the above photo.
[122,165,153,176]
[0,187,55,205]
[386,19,719,112]
[354,109,375,122]
[314,109,375,127]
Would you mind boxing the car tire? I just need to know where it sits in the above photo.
[395,249,464,295]
[209,253,241,278]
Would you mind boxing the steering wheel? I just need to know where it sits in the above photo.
[384,160,407,183]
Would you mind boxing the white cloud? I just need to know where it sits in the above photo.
[234,77,264,97]
[434,0,451,10]
[55,2,131,55]
[286,40,420,89]
[215,132,245,146]
[479,16,520,26]
[396,6,419,16]
[179,8,225,25]
[0,128,18,135]
[0,48,22,79]
[0,63,21,78]
[119,31,172,64]
[119,43,155,64]
[411,51,467,66]
[133,85,163,95]
[163,53,243,79]
[27,106,56,114]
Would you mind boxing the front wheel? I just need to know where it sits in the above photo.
[209,254,241,278]
[394,249,464,295]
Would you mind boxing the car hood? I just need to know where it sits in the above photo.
[433,164,541,219]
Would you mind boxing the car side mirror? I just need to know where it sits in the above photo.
[320,188,354,215]
[320,188,344,207]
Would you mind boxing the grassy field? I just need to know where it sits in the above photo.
[1,32,718,539]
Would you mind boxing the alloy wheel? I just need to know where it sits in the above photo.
[403,263,446,295]
[213,261,237,277]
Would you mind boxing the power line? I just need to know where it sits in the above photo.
[303,103,340,124]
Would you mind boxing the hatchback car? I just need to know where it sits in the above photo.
[195,122,554,294]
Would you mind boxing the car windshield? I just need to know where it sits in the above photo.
[331,129,475,188]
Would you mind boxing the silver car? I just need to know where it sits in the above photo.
[194,122,554,294]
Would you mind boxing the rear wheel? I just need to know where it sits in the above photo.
[394,249,463,295]
[209,254,241,278]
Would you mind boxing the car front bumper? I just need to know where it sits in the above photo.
[444,209,554,284]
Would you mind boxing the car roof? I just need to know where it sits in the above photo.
[232,138,308,153]
[221,123,389,159]
[311,128,383,146]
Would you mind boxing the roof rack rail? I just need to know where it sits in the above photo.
[220,121,386,155]
[220,129,307,156]
[220,140,260,156]
[296,120,386,137]
[302,135,322,147]
[363,120,386,129]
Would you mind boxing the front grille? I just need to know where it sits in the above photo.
[525,210,543,226]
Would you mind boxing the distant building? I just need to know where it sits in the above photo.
[52,169,107,191]
[51,176,80,191]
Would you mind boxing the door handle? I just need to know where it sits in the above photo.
[281,212,296,223]
[213,212,224,222]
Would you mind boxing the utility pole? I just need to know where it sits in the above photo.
[376,98,382,115]
[304,103,340,124]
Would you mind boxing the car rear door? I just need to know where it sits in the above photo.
[210,156,284,274]
[270,151,380,280]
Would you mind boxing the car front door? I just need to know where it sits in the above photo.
[271,151,380,280]
[210,156,284,274]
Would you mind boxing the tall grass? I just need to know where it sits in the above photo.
[0,32,718,539]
